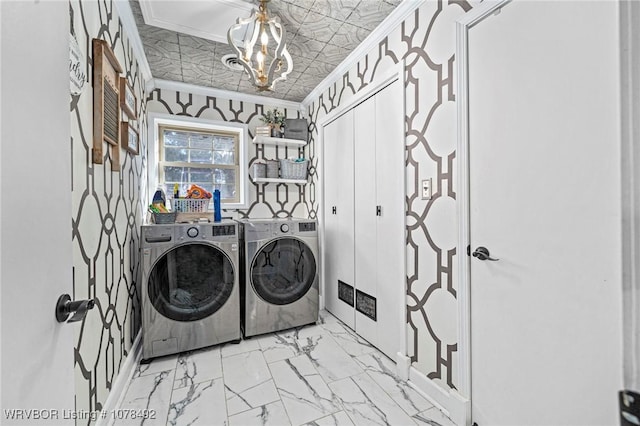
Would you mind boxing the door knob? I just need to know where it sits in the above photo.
[472,246,499,261]
[55,294,95,323]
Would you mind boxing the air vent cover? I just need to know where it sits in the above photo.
[221,54,244,71]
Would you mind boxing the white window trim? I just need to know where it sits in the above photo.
[147,112,250,209]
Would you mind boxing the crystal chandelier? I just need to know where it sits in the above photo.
[227,0,293,92]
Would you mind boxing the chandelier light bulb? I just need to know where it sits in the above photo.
[227,0,293,92]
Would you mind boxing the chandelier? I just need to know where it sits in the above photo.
[227,0,293,92]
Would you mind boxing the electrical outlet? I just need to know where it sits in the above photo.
[422,178,432,200]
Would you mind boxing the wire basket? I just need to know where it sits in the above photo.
[152,211,177,224]
[280,159,308,180]
[172,198,211,213]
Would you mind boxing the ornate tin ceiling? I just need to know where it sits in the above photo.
[130,0,402,102]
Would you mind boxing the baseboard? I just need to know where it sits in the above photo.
[408,366,470,426]
[96,331,142,426]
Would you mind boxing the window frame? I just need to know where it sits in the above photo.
[148,113,249,210]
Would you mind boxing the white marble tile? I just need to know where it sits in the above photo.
[413,407,456,426]
[227,400,291,426]
[303,411,355,426]
[132,355,178,379]
[222,350,280,416]
[257,333,302,364]
[355,352,433,416]
[166,377,227,426]
[320,321,376,357]
[174,346,222,389]
[221,338,260,358]
[113,369,175,426]
[269,355,342,425]
[297,334,363,383]
[317,309,341,326]
[328,373,417,426]
[275,322,325,340]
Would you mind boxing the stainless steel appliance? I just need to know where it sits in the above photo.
[239,218,319,337]
[140,220,240,360]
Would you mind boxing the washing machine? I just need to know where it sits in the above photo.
[240,218,319,337]
[140,220,240,360]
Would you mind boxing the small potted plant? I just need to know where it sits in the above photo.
[260,108,286,137]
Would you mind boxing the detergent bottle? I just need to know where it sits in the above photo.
[213,189,221,222]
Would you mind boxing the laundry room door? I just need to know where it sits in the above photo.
[1,1,76,423]
[466,1,622,425]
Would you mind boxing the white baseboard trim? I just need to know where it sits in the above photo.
[96,331,142,426]
[396,352,411,381]
[408,366,470,426]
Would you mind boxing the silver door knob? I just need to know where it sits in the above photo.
[472,246,499,261]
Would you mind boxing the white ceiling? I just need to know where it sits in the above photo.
[138,0,255,44]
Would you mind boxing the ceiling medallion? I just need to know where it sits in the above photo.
[227,0,293,92]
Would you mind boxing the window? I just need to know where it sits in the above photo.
[151,114,248,208]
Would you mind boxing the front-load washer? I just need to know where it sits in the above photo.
[239,218,319,337]
[140,220,240,360]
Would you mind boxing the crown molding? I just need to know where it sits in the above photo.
[113,0,152,84]
[152,79,304,112]
[301,0,427,109]
[138,0,254,44]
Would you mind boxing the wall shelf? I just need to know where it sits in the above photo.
[253,177,307,184]
[253,135,307,147]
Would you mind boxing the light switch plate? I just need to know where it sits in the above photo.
[422,178,432,200]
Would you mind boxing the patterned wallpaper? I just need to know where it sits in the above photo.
[146,88,312,219]
[70,0,147,420]
[306,0,477,392]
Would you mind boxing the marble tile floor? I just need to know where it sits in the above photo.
[111,310,456,426]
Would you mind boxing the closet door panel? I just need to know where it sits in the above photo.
[374,80,405,358]
[323,114,354,328]
[354,96,378,345]
[336,109,355,302]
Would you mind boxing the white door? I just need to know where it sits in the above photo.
[353,79,404,359]
[354,95,378,344]
[373,79,404,358]
[1,2,76,423]
[468,1,623,425]
[323,110,355,329]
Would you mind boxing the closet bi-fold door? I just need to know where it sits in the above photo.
[323,110,355,329]
[354,79,404,359]
[374,79,403,359]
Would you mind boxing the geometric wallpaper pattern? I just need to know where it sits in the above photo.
[68,0,475,416]
[70,0,147,420]
[306,0,476,392]
[146,89,311,220]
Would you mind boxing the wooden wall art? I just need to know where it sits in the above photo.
[119,77,137,119]
[92,38,122,171]
[121,121,139,155]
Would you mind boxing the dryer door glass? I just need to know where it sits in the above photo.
[148,243,234,321]
[251,237,316,305]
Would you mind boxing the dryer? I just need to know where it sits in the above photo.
[140,220,240,360]
[240,218,319,337]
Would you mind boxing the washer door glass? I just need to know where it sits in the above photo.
[148,243,234,321]
[251,237,316,305]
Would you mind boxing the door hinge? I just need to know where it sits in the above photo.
[376,205,382,216]
[332,206,337,215]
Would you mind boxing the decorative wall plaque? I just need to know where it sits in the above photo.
[119,77,137,119]
[121,121,139,155]
[92,38,122,171]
